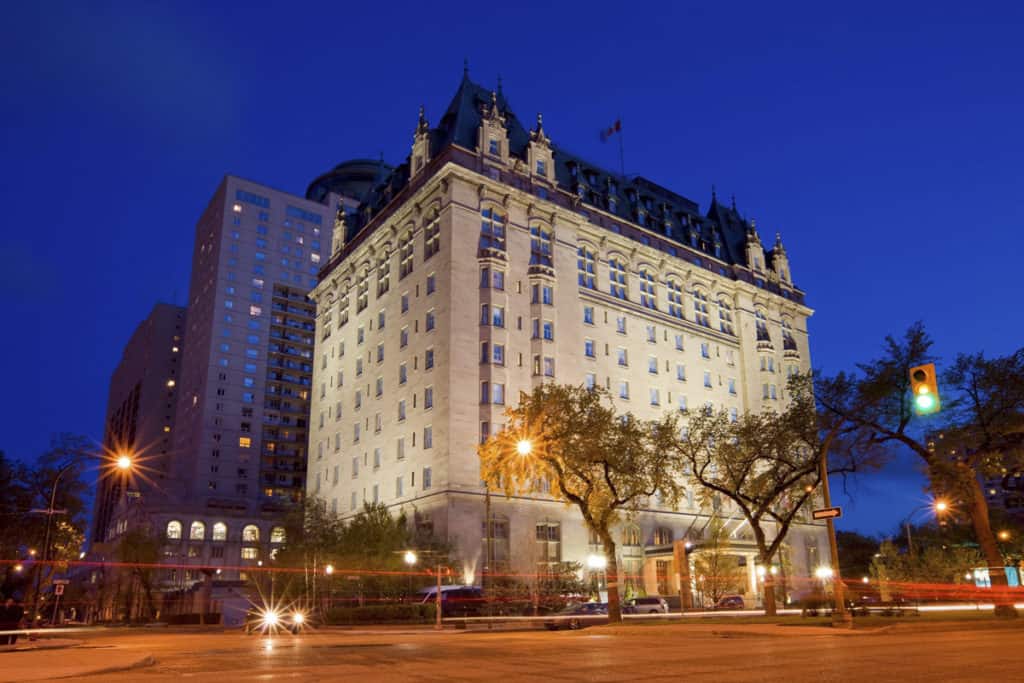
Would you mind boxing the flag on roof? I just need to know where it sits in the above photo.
[599,119,621,142]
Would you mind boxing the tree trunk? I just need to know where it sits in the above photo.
[964,469,1017,617]
[753,530,777,616]
[600,534,622,623]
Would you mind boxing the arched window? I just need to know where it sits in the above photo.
[166,520,182,540]
[692,289,710,327]
[479,207,506,253]
[376,250,390,297]
[212,522,227,542]
[718,298,734,335]
[653,526,673,545]
[356,266,369,312]
[782,318,797,350]
[398,232,414,279]
[189,521,205,541]
[638,268,657,310]
[529,224,553,267]
[609,257,628,299]
[623,524,641,547]
[242,524,260,543]
[338,289,350,328]
[666,279,684,319]
[755,309,771,342]
[424,215,440,260]
[577,246,596,289]
[270,526,286,544]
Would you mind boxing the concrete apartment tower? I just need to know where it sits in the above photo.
[308,73,828,604]
[92,302,186,546]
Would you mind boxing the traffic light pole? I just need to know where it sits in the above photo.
[819,452,852,628]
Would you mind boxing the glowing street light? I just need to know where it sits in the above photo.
[14,564,23,573]
[586,554,607,570]
[934,500,949,513]
[814,566,834,581]
[324,564,335,575]
[998,530,1011,541]
[404,550,418,566]
[116,454,133,471]
[516,439,533,456]
[862,576,870,584]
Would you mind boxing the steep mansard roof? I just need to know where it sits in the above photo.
[349,72,774,272]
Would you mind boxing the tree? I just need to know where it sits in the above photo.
[670,375,873,615]
[818,324,1024,616]
[116,528,160,621]
[871,538,981,599]
[478,384,681,623]
[836,530,881,580]
[692,517,746,606]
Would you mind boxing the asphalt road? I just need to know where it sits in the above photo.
[52,622,1024,682]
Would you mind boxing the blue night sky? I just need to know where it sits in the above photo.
[2,1,1022,536]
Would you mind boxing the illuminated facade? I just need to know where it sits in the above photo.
[308,74,828,603]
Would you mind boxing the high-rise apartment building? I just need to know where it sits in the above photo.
[308,74,828,602]
[92,303,186,544]
[140,176,339,583]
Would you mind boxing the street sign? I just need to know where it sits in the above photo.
[812,507,842,520]
[54,584,65,595]
[53,579,70,585]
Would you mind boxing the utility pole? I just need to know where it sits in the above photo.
[818,453,852,628]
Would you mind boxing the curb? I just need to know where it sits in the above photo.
[54,654,156,680]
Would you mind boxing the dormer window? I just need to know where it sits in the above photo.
[536,159,546,176]
[488,137,499,155]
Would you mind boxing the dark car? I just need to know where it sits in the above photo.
[714,595,746,610]
[418,586,486,617]
[623,596,669,614]
[543,602,608,630]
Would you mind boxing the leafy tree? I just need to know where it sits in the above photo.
[871,539,981,597]
[116,528,160,621]
[692,517,746,606]
[818,324,1024,615]
[670,375,874,615]
[478,383,680,623]
[836,530,881,580]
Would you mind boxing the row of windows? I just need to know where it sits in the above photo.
[325,467,434,512]
[165,520,284,543]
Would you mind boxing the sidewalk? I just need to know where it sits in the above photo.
[0,638,83,652]
[594,622,872,638]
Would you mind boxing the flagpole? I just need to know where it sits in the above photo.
[617,115,625,179]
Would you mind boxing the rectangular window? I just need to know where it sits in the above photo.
[239,437,251,448]
[543,357,555,377]
[398,400,406,421]
[423,426,433,449]
[678,395,688,412]
[400,327,409,348]
[675,334,684,351]
[584,339,595,358]
[423,467,432,490]
[396,476,404,497]
[425,310,435,331]
[397,437,406,460]
[646,325,657,343]
[585,373,596,390]
[583,306,594,325]
[426,273,436,295]
[648,357,658,374]
[704,371,713,388]
[376,343,384,363]
[619,381,630,399]
[401,293,410,313]
[542,320,554,341]
[352,456,359,477]
[617,348,628,366]
[374,448,381,469]
[676,364,686,381]
[424,386,434,409]
[728,378,737,395]
[650,388,660,406]
[425,348,434,369]
[492,383,505,405]
[701,342,711,359]
[399,363,407,385]
[616,316,627,334]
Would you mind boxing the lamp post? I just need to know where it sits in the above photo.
[404,550,418,599]
[904,499,949,559]
[816,451,851,628]
[587,553,607,601]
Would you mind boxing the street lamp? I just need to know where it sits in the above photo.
[116,454,133,471]
[405,551,418,597]
[325,564,335,575]
[997,530,1011,542]
[516,439,533,456]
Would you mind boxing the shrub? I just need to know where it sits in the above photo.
[325,603,436,625]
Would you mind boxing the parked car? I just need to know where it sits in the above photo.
[417,585,486,617]
[623,596,669,614]
[543,602,608,630]
[714,595,746,610]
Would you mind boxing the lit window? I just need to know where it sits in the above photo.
[424,217,440,259]
[249,305,262,317]
[232,203,242,213]
[529,224,553,268]
[241,547,259,560]
[212,522,227,542]
[166,520,182,540]
[239,437,252,448]
[270,526,286,543]
[399,232,414,278]
[189,521,205,541]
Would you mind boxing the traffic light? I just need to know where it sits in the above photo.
[909,363,941,415]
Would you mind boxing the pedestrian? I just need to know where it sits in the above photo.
[1,597,20,645]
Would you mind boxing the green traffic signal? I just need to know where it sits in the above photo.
[914,392,936,412]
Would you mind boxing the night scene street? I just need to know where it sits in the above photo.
[2,1,1023,681]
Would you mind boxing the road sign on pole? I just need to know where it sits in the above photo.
[812,507,842,520]
[54,584,65,595]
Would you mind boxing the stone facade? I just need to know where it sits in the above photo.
[308,77,828,603]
